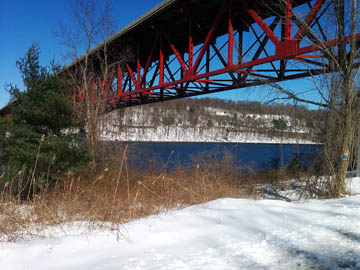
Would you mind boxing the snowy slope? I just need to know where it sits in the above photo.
[100,126,314,144]
[1,179,360,270]
[99,107,316,144]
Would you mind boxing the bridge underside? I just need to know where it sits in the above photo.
[66,0,360,110]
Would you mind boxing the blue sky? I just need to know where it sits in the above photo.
[0,0,163,108]
[0,0,321,110]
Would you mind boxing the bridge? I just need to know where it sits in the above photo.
[60,0,360,111]
[1,0,359,116]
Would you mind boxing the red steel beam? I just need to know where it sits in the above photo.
[285,0,292,40]
[117,65,123,97]
[126,64,138,88]
[189,17,194,70]
[164,32,188,72]
[159,41,164,85]
[140,34,158,87]
[294,0,325,41]
[193,0,227,73]
[248,9,281,47]
[73,89,77,105]
[228,7,234,67]
[137,59,141,82]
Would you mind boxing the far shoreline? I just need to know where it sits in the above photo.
[100,139,320,145]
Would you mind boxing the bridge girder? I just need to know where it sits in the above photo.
[68,0,360,110]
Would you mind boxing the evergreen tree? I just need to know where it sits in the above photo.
[0,43,89,191]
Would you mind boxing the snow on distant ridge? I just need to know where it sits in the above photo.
[99,107,316,144]
[101,126,315,144]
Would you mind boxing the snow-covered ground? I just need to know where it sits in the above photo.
[1,178,360,270]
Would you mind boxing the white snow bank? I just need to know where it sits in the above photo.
[1,195,360,269]
[346,177,360,194]
[258,177,360,202]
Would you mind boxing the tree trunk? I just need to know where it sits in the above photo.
[332,80,357,196]
[334,129,353,196]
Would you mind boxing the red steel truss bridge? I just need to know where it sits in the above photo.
[39,0,360,110]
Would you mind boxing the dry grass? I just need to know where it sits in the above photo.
[0,149,260,242]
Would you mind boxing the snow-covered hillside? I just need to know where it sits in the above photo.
[101,125,314,143]
[99,104,316,143]
[2,178,360,270]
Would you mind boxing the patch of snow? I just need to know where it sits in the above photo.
[346,177,360,194]
[256,177,360,202]
[2,195,360,269]
[205,107,232,116]
[247,113,291,121]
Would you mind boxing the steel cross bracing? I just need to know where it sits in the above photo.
[72,0,360,110]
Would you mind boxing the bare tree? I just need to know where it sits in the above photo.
[57,0,132,162]
[252,0,360,196]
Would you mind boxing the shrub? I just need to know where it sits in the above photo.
[0,43,90,197]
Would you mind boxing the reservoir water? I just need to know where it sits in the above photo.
[125,142,321,172]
